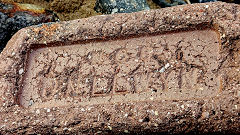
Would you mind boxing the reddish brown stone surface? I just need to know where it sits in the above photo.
[0,2,239,134]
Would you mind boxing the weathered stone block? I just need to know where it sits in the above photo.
[0,2,239,134]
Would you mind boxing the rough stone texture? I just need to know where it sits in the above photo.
[0,2,239,134]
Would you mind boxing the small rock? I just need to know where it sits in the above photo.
[81,108,85,111]
[201,111,209,119]
[153,0,186,8]
[154,111,159,116]
[63,127,68,131]
[28,99,33,106]
[47,108,51,113]
[107,125,112,130]
[96,131,102,134]
[36,109,40,114]
[94,0,150,14]
[18,68,24,75]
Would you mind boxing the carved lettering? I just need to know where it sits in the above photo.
[20,29,221,108]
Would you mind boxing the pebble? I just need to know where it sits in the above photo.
[63,127,68,131]
[81,108,85,111]
[36,109,40,114]
[154,111,159,116]
[96,131,102,134]
[139,119,143,122]
[11,52,15,56]
[107,125,112,130]
[201,111,209,119]
[159,63,170,73]
[18,68,24,75]
[47,108,51,113]
[94,0,150,14]
[29,99,33,106]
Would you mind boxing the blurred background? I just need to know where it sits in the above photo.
[5,0,239,21]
